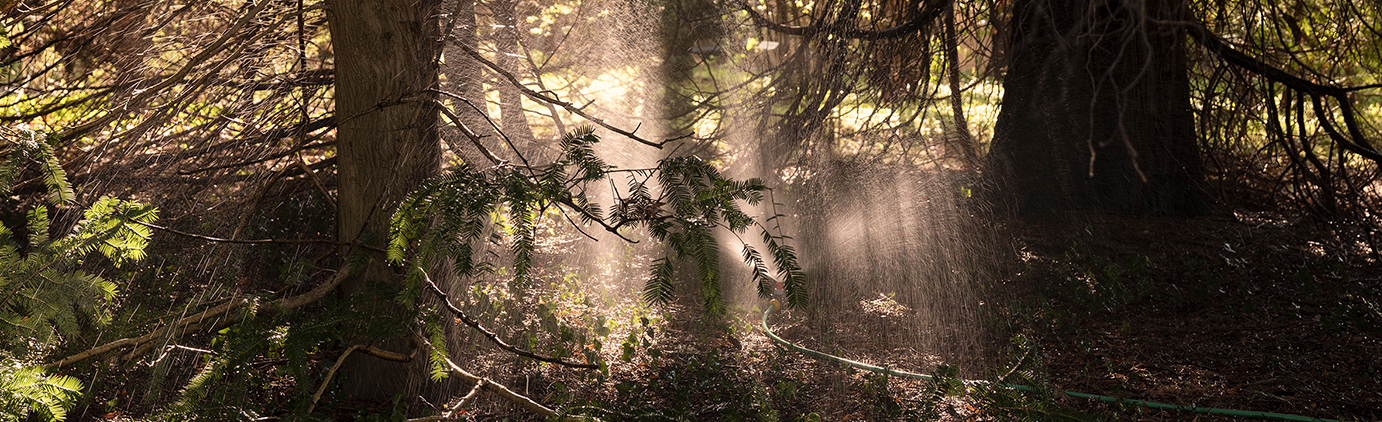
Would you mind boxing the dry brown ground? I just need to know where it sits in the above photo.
[997,212,1382,421]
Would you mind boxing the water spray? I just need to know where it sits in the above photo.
[759,307,1343,422]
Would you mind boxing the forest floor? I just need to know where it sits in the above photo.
[448,209,1382,421]
[72,204,1381,421]
[987,212,1381,421]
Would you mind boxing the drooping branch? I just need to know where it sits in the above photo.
[55,0,276,142]
[443,39,673,148]
[741,0,951,40]
[1175,18,1382,165]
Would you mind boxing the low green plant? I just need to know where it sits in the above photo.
[970,336,1102,421]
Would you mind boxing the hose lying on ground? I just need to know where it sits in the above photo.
[759,304,1342,422]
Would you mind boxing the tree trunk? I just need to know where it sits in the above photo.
[328,0,443,397]
[442,0,499,166]
[493,0,538,159]
[984,0,1208,216]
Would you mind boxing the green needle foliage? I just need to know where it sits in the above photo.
[1,127,158,421]
[1,197,158,355]
[0,363,83,422]
[0,128,74,205]
[389,127,806,319]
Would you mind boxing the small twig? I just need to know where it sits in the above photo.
[413,335,595,421]
[308,344,361,414]
[170,344,215,355]
[360,344,412,362]
[136,220,386,253]
[230,161,292,240]
[294,153,337,212]
[457,379,485,408]
[304,342,408,416]
[431,98,505,165]
[554,205,601,242]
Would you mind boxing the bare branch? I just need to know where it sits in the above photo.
[442,40,673,148]
[740,0,951,40]
[135,220,385,253]
[47,263,356,369]
[413,335,595,421]
[56,0,277,142]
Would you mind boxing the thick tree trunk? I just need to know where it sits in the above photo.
[984,0,1208,216]
[328,0,443,397]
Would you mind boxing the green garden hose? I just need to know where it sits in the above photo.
[758,305,1342,422]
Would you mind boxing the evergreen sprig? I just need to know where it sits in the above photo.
[0,198,157,355]
[1,128,74,205]
[1,128,157,421]
[0,363,82,422]
[389,127,806,317]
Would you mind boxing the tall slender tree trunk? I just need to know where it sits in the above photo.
[944,1,979,169]
[493,0,537,158]
[442,0,500,165]
[984,0,1208,216]
[328,0,443,397]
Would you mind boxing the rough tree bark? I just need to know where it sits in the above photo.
[984,0,1209,216]
[327,0,443,397]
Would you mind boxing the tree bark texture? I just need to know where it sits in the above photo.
[984,0,1209,216]
[328,0,443,397]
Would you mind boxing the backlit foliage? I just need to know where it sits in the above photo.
[389,127,807,316]
[1,128,156,421]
